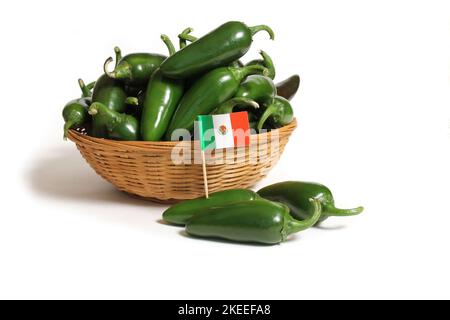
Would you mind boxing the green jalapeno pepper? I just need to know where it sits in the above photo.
[185,199,322,244]
[177,30,244,69]
[235,75,276,105]
[160,21,274,79]
[245,50,276,79]
[257,181,364,224]
[163,189,262,226]
[276,74,300,101]
[165,65,268,140]
[88,102,139,141]
[103,47,166,86]
[212,97,259,115]
[62,97,90,139]
[91,74,127,138]
[62,79,93,138]
[140,35,185,141]
[257,96,294,131]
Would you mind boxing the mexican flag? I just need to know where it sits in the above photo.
[197,112,250,151]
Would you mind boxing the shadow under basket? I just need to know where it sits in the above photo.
[68,118,297,203]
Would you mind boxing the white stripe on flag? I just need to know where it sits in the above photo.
[212,114,235,149]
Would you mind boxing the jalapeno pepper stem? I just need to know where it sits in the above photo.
[78,78,91,98]
[248,25,275,40]
[103,57,115,78]
[325,205,364,217]
[179,27,195,49]
[114,46,122,67]
[214,97,259,114]
[161,34,176,56]
[125,96,139,106]
[257,104,275,131]
[284,198,322,237]
[178,32,197,43]
[259,50,276,79]
[233,65,269,83]
[86,81,96,91]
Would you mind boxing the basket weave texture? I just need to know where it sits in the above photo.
[68,118,297,203]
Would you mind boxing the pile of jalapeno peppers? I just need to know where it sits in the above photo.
[163,181,364,245]
[62,21,300,140]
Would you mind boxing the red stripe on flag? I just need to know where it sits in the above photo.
[230,111,250,147]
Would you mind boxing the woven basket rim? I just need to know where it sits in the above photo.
[68,118,297,149]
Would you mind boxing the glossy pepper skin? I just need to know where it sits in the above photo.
[140,35,185,141]
[186,199,322,244]
[235,75,276,105]
[163,189,261,226]
[177,28,244,70]
[88,102,139,141]
[62,79,92,138]
[212,97,259,115]
[165,65,267,140]
[257,96,294,131]
[258,181,364,224]
[245,50,276,79]
[104,51,166,86]
[91,74,127,138]
[62,97,90,139]
[160,21,274,79]
[276,74,300,101]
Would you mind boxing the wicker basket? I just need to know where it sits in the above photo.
[68,118,297,203]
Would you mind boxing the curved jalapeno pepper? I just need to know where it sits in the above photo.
[103,48,166,86]
[91,74,127,138]
[245,50,276,79]
[212,97,259,114]
[276,74,300,101]
[141,35,185,141]
[257,181,364,224]
[257,96,294,131]
[160,21,274,79]
[62,79,93,138]
[235,75,276,105]
[165,65,268,140]
[88,102,139,141]
[62,97,90,139]
[185,199,322,244]
[163,189,262,226]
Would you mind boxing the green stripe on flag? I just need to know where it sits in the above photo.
[198,115,216,151]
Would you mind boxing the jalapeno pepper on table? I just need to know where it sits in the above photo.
[258,181,364,224]
[185,199,322,244]
[140,35,185,141]
[88,102,139,141]
[163,189,262,225]
[165,64,268,140]
[160,21,275,79]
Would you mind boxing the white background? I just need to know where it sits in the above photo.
[0,0,449,299]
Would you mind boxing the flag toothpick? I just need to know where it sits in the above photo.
[201,151,209,199]
[197,111,250,200]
